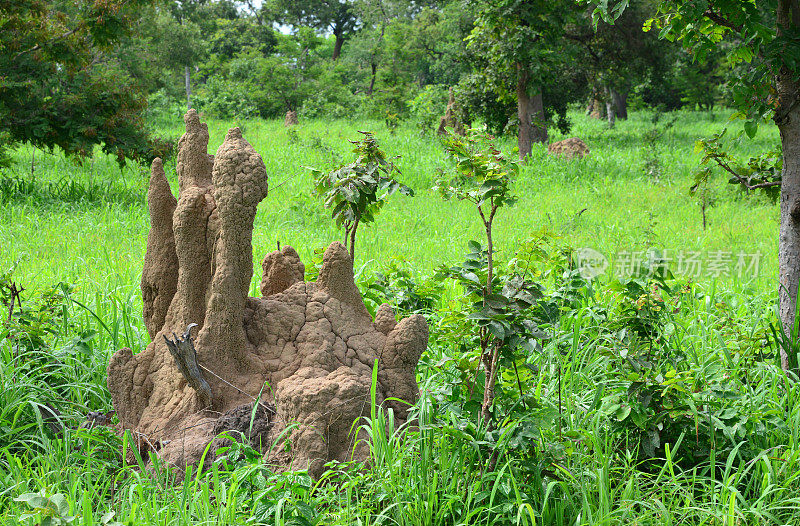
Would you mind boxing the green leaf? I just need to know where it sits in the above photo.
[14,492,49,509]
[51,493,69,516]
[460,272,481,285]
[487,320,506,339]
[744,120,758,139]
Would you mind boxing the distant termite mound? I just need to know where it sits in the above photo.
[547,137,590,160]
[437,87,465,136]
[108,110,428,477]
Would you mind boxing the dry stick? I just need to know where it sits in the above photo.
[163,324,211,408]
[164,324,274,414]
[5,283,24,352]
[5,284,18,324]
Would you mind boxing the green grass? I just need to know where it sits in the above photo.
[0,108,795,525]
[2,108,779,308]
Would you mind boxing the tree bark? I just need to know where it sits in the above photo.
[531,91,548,144]
[591,97,606,119]
[481,342,500,425]
[479,207,497,425]
[185,65,192,110]
[367,63,377,96]
[516,67,532,160]
[349,219,358,262]
[777,0,800,370]
[611,88,628,120]
[588,85,605,119]
[605,87,616,128]
[333,32,344,61]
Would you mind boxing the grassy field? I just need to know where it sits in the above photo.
[1,109,797,525]
[2,109,779,310]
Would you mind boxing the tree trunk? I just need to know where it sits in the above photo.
[480,212,496,425]
[777,0,800,370]
[367,63,377,96]
[611,88,628,120]
[588,85,605,119]
[516,67,532,160]
[365,25,385,96]
[481,343,500,425]
[605,87,616,129]
[531,91,547,144]
[185,65,191,110]
[779,118,800,370]
[517,67,548,159]
[333,32,344,61]
[349,219,358,262]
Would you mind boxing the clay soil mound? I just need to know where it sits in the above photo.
[108,110,428,477]
[547,137,590,160]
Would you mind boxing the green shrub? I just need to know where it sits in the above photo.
[409,85,448,134]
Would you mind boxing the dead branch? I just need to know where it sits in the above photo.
[164,324,212,408]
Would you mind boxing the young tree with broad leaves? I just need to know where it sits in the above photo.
[593,0,800,370]
[312,131,413,261]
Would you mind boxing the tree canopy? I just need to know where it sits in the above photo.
[0,0,162,165]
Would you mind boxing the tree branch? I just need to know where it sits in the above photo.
[12,27,81,61]
[713,156,780,191]
[703,9,742,32]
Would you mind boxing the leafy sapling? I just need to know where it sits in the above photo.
[435,129,518,295]
[435,129,543,426]
[312,131,413,261]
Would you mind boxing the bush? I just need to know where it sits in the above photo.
[194,75,259,120]
[144,89,183,126]
[409,85,449,134]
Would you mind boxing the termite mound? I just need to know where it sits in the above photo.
[108,110,428,477]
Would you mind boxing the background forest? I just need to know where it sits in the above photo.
[1,0,736,163]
